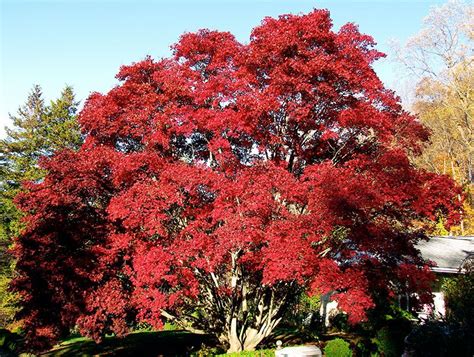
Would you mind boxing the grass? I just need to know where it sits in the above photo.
[25,324,309,356]
[216,350,274,356]
[40,330,216,357]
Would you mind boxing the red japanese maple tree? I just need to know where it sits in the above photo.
[13,10,461,352]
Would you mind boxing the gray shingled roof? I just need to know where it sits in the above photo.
[416,236,474,273]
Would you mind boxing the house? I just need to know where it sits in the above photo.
[319,236,474,325]
[416,236,474,274]
[415,235,474,317]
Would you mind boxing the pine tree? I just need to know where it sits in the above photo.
[0,84,82,329]
[43,85,82,153]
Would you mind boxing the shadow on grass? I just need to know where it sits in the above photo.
[41,330,217,357]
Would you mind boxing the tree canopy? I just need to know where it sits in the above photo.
[395,0,473,234]
[13,10,461,352]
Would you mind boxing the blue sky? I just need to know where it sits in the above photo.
[1,0,445,136]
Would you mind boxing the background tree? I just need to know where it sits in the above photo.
[0,85,82,329]
[14,10,461,352]
[394,0,474,234]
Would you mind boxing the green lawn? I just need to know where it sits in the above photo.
[41,330,216,356]
[216,350,274,357]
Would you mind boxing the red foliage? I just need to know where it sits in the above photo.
[13,10,461,351]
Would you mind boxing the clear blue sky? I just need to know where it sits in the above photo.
[1,0,445,136]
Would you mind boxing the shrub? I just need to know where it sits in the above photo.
[373,327,401,357]
[0,274,20,330]
[329,313,350,332]
[192,344,225,356]
[442,267,474,328]
[405,320,473,357]
[0,328,20,355]
[324,338,352,357]
[373,318,412,357]
[355,339,378,357]
[163,322,177,331]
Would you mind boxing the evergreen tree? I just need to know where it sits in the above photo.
[43,85,82,153]
[0,84,82,329]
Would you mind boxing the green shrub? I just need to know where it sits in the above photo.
[373,327,399,357]
[192,344,225,356]
[442,269,474,328]
[0,273,20,330]
[0,328,20,355]
[163,322,178,331]
[373,318,412,357]
[355,339,378,357]
[324,338,352,357]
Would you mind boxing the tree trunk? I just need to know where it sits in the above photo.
[225,321,282,353]
[227,317,242,352]
[190,266,295,353]
[221,285,290,352]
